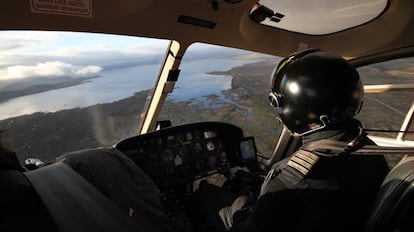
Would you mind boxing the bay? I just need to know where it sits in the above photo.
[0,57,256,120]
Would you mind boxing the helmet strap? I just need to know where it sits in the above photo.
[356,100,364,115]
[345,121,365,148]
[297,115,329,136]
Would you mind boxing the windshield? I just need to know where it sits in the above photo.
[0,31,169,162]
[356,56,414,167]
[158,43,282,158]
[356,57,414,141]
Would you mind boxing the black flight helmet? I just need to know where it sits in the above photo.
[269,49,363,135]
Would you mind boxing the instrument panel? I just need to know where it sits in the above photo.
[115,122,248,189]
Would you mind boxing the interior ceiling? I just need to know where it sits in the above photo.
[1,0,413,59]
[253,0,389,35]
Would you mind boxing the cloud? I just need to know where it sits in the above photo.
[0,31,168,70]
[0,31,68,52]
[73,65,102,76]
[0,61,102,80]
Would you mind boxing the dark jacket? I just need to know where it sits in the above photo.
[231,119,389,232]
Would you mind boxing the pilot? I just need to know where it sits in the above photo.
[214,49,389,232]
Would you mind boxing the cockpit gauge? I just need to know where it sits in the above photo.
[179,147,190,157]
[207,155,217,168]
[206,141,215,151]
[204,131,216,139]
[192,142,203,153]
[185,132,193,141]
[167,135,175,143]
[174,155,183,166]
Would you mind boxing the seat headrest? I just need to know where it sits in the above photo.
[364,155,414,232]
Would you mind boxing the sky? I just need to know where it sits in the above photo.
[0,30,275,119]
[0,30,267,83]
[0,31,170,81]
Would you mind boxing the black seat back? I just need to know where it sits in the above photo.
[364,155,414,232]
[0,170,58,231]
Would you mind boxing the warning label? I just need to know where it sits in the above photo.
[31,0,92,17]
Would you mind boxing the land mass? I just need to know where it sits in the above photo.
[0,76,99,103]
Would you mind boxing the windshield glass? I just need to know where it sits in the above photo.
[252,0,388,35]
[356,57,414,167]
[0,31,169,162]
[158,43,282,158]
[356,56,414,141]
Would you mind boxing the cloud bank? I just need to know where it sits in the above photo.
[1,61,102,80]
[0,31,169,72]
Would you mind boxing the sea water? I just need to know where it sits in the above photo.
[0,56,257,120]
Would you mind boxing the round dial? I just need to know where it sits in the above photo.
[206,141,215,151]
[192,142,203,153]
[180,147,189,157]
[186,132,193,141]
[174,155,183,166]
[220,152,227,162]
[208,155,217,168]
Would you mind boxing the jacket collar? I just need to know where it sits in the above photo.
[302,119,362,144]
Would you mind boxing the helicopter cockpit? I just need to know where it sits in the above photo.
[1,0,414,231]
